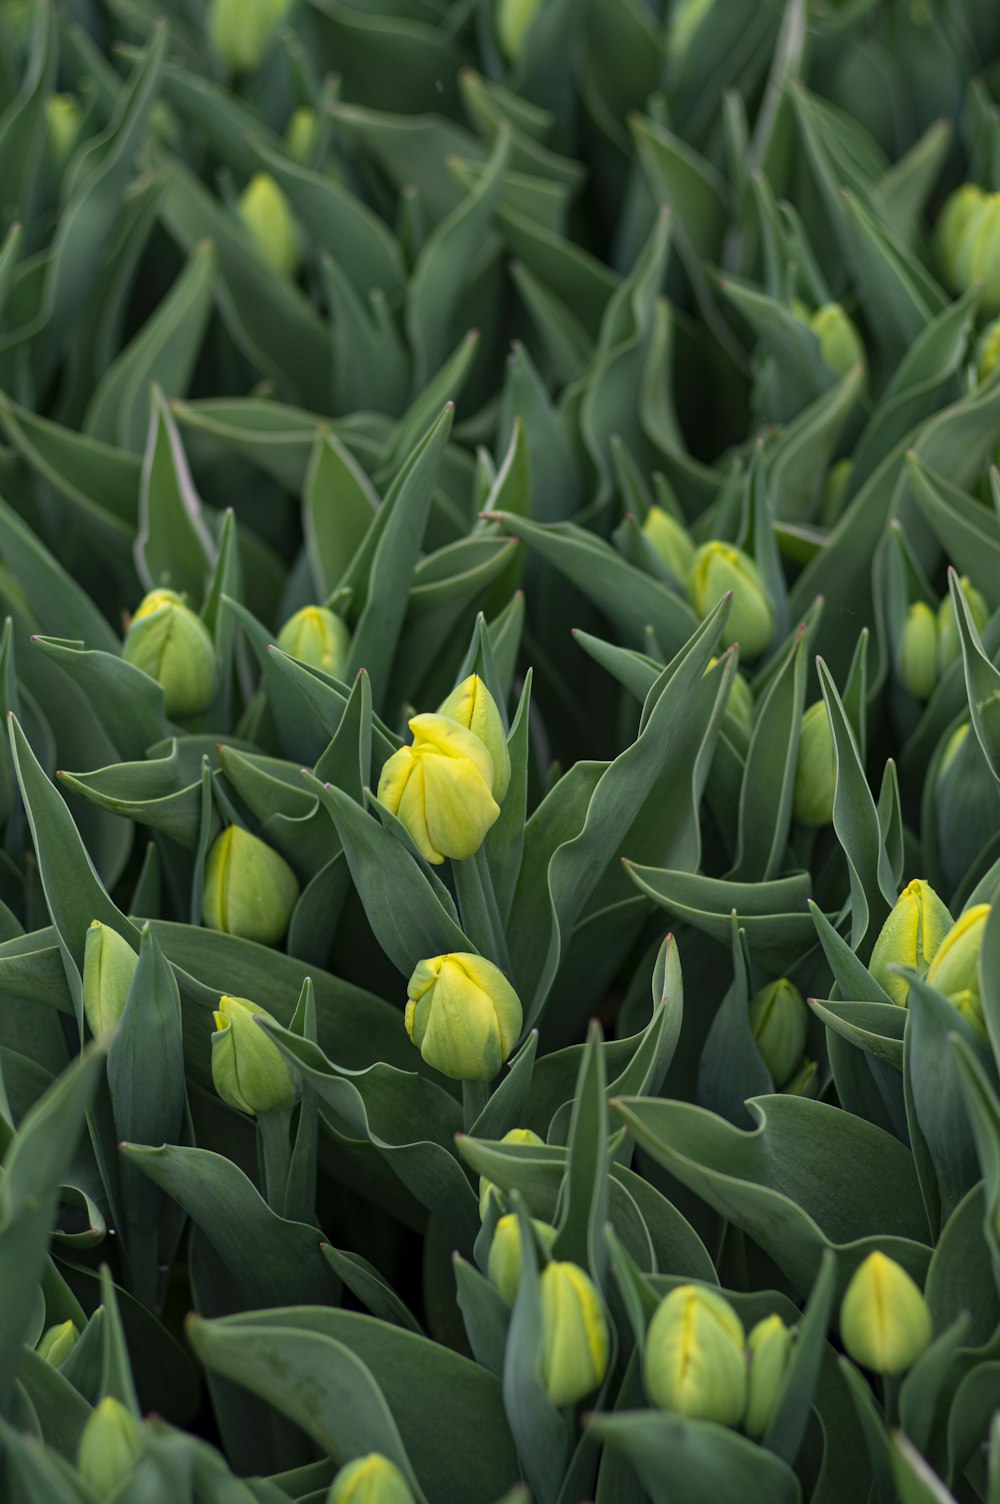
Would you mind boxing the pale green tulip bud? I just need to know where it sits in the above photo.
[810,303,865,377]
[377,714,500,865]
[926,904,990,1016]
[123,589,217,718]
[238,172,299,277]
[207,0,290,72]
[936,183,985,289]
[956,191,1000,309]
[277,605,351,680]
[977,317,1000,384]
[950,987,988,1043]
[743,1315,792,1438]
[748,978,808,1088]
[840,1252,932,1375]
[642,505,696,584]
[936,576,989,677]
[706,656,753,731]
[327,1454,415,1504]
[689,542,775,660]
[286,107,319,164]
[36,1320,79,1367]
[479,1127,545,1218]
[898,601,938,701]
[644,1284,747,1425]
[405,953,522,1082]
[495,0,543,59]
[792,700,836,827]
[782,1057,818,1097]
[83,921,139,1044]
[211,995,300,1116]
[822,458,853,527]
[539,1261,610,1406]
[45,94,81,170]
[487,1212,558,1303]
[78,1397,142,1496]
[202,826,300,945]
[939,721,970,781]
[436,675,511,800]
[868,879,953,1008]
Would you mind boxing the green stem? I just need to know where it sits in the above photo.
[462,1079,490,1132]
[257,1105,294,1213]
[882,1372,902,1430]
[455,845,511,973]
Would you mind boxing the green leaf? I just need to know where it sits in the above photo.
[134,388,217,598]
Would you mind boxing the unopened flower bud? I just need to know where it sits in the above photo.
[869,878,953,1008]
[898,601,938,701]
[749,978,808,1087]
[45,94,81,170]
[479,1127,545,1218]
[793,700,836,826]
[207,0,289,72]
[238,173,299,277]
[744,1315,792,1438]
[689,542,774,660]
[936,183,985,289]
[937,576,989,677]
[955,191,1000,309]
[539,1261,610,1406]
[83,921,138,1044]
[782,1057,818,1097]
[377,714,500,865]
[123,589,217,718]
[706,657,753,730]
[277,605,351,680]
[977,317,1000,384]
[950,987,988,1043]
[405,953,522,1082]
[436,675,511,800]
[211,995,300,1116]
[926,904,990,1016]
[822,459,853,527]
[36,1320,79,1367]
[202,826,300,945]
[286,107,319,164]
[495,0,543,59]
[78,1397,142,1497]
[840,1252,932,1375]
[810,303,865,377]
[642,505,696,584]
[644,1284,747,1425]
[327,1454,415,1504]
[487,1212,557,1303]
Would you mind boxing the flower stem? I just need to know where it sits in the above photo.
[257,1104,294,1213]
[455,845,512,974]
[462,1079,490,1132]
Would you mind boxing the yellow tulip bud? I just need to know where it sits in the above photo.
[123,589,217,718]
[926,904,990,1015]
[644,1284,747,1424]
[539,1261,610,1406]
[793,700,836,827]
[286,107,319,164]
[840,1252,932,1375]
[238,173,299,277]
[45,94,81,170]
[211,995,300,1116]
[868,879,953,1008]
[479,1127,545,1217]
[207,0,290,72]
[977,317,1000,384]
[328,1454,415,1504]
[706,656,753,731]
[898,602,938,701]
[744,1314,792,1438]
[810,303,865,377]
[82,921,139,1045]
[748,978,808,1087]
[36,1320,79,1367]
[277,605,351,680]
[936,183,985,289]
[936,577,989,677]
[202,826,300,945]
[405,953,522,1082]
[950,987,988,1043]
[377,714,500,865]
[78,1397,141,1497]
[436,675,511,800]
[495,0,543,59]
[642,505,696,584]
[487,1212,558,1304]
[689,542,774,660]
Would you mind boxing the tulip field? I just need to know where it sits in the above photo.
[3,0,1000,1500]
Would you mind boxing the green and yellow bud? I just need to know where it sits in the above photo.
[689,542,774,660]
[207,0,290,72]
[45,94,81,170]
[810,303,865,377]
[936,183,985,289]
[977,317,1000,384]
[840,1252,932,1375]
[936,576,989,677]
[405,953,522,1082]
[782,1057,818,1097]
[822,458,853,528]
[238,172,299,277]
[706,656,753,731]
[286,107,319,164]
[327,1454,415,1504]
[926,904,990,1014]
[436,675,511,800]
[748,978,808,1088]
[211,995,300,1116]
[539,1261,610,1406]
[898,601,938,702]
[644,1284,747,1425]
[82,921,138,1045]
[955,191,1000,309]
[377,714,500,865]
[868,879,953,1008]
[793,700,836,827]
[479,1127,545,1218]
[487,1213,558,1304]
[642,505,696,584]
[950,987,988,1043]
[78,1397,142,1497]
[123,589,217,719]
[36,1320,79,1367]
[743,1314,792,1438]
[277,605,351,680]
[202,826,300,946]
[495,0,543,59]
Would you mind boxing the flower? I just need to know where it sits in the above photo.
[328,1454,415,1504]
[743,1315,792,1438]
[123,589,217,718]
[487,1212,558,1303]
[238,173,299,276]
[404,953,522,1082]
[277,605,351,679]
[642,505,696,584]
[898,601,938,702]
[869,879,953,1007]
[792,701,836,827]
[689,542,774,659]
[377,714,500,865]
[78,1397,142,1496]
[644,1284,747,1425]
[749,978,808,1087]
[539,1261,610,1406]
[82,921,139,1044]
[211,995,300,1116]
[840,1252,932,1375]
[436,676,511,799]
[202,826,300,946]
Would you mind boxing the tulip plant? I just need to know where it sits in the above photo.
[2,1,1000,1502]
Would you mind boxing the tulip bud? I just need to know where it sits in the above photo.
[977,317,1000,384]
[898,601,938,701]
[202,826,300,946]
[936,183,985,289]
[748,979,808,1088]
[956,192,1000,309]
[810,303,865,377]
[487,1212,558,1303]
[495,0,543,59]
[840,1252,932,1375]
[123,589,217,719]
[868,879,953,1008]
[78,1397,142,1497]
[286,107,319,164]
[238,173,299,277]
[207,0,289,72]
[479,1127,545,1218]
[644,1284,747,1425]
[642,505,696,584]
[926,904,990,1015]
[436,675,511,801]
[405,953,522,1082]
[45,94,81,170]
[211,995,300,1116]
[83,921,139,1044]
[792,700,836,827]
[782,1057,818,1097]
[822,459,853,527]
[36,1320,79,1367]
[328,1454,415,1504]
[950,987,988,1043]
[743,1315,792,1438]
[539,1261,610,1406]
[377,714,500,865]
[276,605,351,680]
[936,576,989,677]
[689,542,775,660]
[706,656,753,731]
